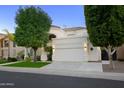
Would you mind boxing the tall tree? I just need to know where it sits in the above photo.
[15,6,52,62]
[84,5,124,69]
[3,29,15,58]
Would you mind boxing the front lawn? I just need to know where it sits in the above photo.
[0,61,7,64]
[0,59,8,64]
[4,61,50,68]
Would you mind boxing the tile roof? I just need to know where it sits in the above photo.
[51,25,61,28]
[63,27,86,31]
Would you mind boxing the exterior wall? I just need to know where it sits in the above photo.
[52,37,88,62]
[36,48,42,56]
[117,44,124,60]
[88,42,101,61]
[61,28,101,62]
[1,38,25,59]
[64,29,88,37]
[2,47,25,59]
[0,34,6,58]
[49,27,65,38]
[0,41,3,58]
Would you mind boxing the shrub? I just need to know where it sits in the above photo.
[24,57,32,62]
[17,50,24,60]
[7,57,17,62]
[44,46,53,61]
[37,56,41,61]
[118,59,124,61]
[0,58,7,63]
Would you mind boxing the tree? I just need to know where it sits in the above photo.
[15,6,52,62]
[84,5,124,69]
[3,29,15,58]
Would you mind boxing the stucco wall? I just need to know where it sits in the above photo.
[64,29,88,37]
[49,27,65,38]
[1,38,25,58]
[88,42,101,61]
[117,44,124,60]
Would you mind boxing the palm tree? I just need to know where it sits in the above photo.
[3,29,14,58]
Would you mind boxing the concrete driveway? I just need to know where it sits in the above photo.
[40,61,103,72]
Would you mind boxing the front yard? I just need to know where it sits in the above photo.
[4,61,50,68]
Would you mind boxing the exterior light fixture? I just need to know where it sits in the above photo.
[97,47,101,51]
[83,43,87,51]
[52,45,55,53]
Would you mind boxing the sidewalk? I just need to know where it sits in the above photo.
[0,66,124,81]
[0,61,21,66]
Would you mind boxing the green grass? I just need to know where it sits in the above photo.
[0,62,7,64]
[0,60,8,64]
[4,61,50,68]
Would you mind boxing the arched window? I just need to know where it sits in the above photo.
[49,34,56,40]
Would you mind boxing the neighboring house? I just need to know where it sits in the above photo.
[0,25,124,61]
[0,34,25,59]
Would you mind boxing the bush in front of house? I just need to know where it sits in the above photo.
[7,57,17,62]
[24,57,32,62]
[17,50,24,60]
[0,58,7,63]
[37,56,41,61]
[45,46,53,61]
[118,59,124,62]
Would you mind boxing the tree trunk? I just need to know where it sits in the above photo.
[108,46,115,69]
[33,48,38,62]
[24,48,28,60]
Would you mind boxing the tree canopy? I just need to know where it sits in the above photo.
[84,5,124,69]
[15,6,52,61]
[15,6,52,48]
[84,5,124,48]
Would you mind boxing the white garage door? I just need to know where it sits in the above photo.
[52,37,88,62]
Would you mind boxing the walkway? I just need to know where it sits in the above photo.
[0,61,21,66]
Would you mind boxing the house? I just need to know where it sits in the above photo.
[51,27,101,62]
[0,33,25,59]
[0,25,124,62]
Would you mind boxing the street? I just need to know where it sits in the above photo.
[0,71,124,88]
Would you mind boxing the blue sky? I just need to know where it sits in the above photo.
[0,5,86,33]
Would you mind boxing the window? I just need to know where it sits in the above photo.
[4,40,9,47]
[13,42,16,47]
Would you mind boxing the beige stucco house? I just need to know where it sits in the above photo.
[0,25,124,62]
[0,33,25,59]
